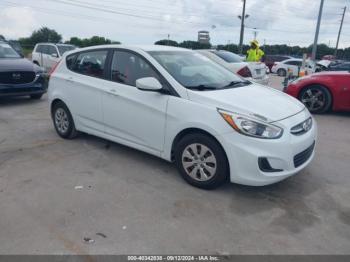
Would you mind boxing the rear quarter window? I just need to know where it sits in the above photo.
[66,54,77,70]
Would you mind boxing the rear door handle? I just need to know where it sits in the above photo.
[66,77,74,83]
[107,89,119,96]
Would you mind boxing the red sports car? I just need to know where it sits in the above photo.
[285,71,350,113]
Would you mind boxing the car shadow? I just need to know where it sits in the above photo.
[0,96,45,107]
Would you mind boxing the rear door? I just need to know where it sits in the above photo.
[101,50,169,153]
[62,49,110,133]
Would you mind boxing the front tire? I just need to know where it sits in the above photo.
[277,68,287,77]
[52,101,78,139]
[174,133,229,190]
[299,85,332,114]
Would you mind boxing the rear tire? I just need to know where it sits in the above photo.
[299,85,332,114]
[52,101,78,139]
[277,68,287,77]
[174,133,229,190]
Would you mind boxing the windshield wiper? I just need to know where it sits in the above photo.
[223,80,251,88]
[186,84,217,91]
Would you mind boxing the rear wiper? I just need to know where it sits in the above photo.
[186,84,217,90]
[223,80,251,88]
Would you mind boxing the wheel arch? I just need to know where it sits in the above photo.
[50,98,65,117]
[170,127,229,166]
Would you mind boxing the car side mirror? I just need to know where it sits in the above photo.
[51,53,58,58]
[136,77,162,91]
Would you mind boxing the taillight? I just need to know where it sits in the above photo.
[237,66,252,78]
[48,61,60,78]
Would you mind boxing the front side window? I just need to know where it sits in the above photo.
[71,50,108,78]
[0,43,21,58]
[111,51,160,86]
[57,45,75,56]
[149,51,249,90]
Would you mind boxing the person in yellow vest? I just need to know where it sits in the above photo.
[246,40,264,62]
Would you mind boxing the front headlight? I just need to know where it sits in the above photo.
[218,109,283,139]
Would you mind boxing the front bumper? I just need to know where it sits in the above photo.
[0,74,48,97]
[216,109,317,186]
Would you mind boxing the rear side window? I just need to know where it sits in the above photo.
[36,45,48,54]
[70,50,108,79]
[48,45,58,56]
[110,50,161,86]
[66,54,77,70]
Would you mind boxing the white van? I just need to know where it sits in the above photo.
[32,43,76,72]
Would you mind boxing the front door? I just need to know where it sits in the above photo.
[102,50,169,153]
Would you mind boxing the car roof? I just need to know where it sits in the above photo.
[284,58,302,62]
[36,43,74,46]
[66,44,192,53]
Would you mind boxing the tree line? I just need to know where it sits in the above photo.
[155,39,350,60]
[17,27,120,49]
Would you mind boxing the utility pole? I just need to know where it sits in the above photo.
[334,6,346,58]
[238,0,247,55]
[311,0,325,60]
[167,34,170,46]
[253,28,258,40]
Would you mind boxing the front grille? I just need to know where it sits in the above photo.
[0,71,36,85]
[293,141,315,168]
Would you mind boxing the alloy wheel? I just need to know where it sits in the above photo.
[55,108,69,134]
[301,88,326,112]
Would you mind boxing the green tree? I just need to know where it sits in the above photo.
[178,40,211,49]
[18,27,61,48]
[65,36,120,47]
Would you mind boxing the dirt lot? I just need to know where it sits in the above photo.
[0,76,350,254]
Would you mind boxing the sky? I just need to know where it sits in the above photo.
[0,0,349,48]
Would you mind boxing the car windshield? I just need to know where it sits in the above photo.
[212,50,243,63]
[0,43,21,58]
[57,45,76,56]
[148,51,250,90]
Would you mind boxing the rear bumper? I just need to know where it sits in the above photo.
[249,75,269,86]
[0,76,47,97]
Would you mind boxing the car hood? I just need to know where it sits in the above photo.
[187,84,305,122]
[0,58,41,72]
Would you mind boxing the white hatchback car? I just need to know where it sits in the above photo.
[49,45,317,189]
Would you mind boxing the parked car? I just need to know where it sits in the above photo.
[285,71,350,113]
[272,58,315,77]
[32,43,76,72]
[0,41,47,99]
[49,45,317,189]
[197,50,269,85]
[327,61,350,71]
[316,60,332,72]
[262,55,293,71]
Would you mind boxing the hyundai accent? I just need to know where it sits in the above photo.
[48,45,317,189]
